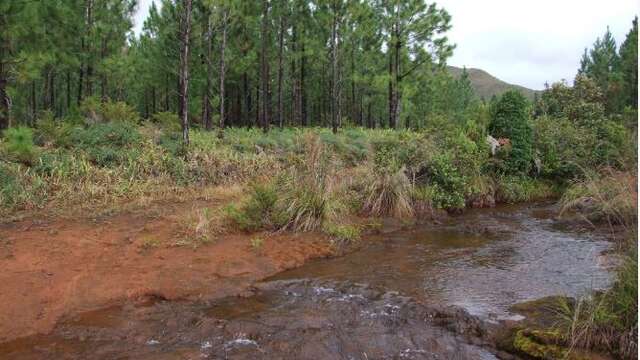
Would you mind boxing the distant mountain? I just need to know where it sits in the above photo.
[447,66,539,101]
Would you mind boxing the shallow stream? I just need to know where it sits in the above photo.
[0,203,615,359]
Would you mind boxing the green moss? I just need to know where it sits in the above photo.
[514,329,567,359]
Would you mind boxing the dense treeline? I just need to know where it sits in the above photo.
[1,0,483,138]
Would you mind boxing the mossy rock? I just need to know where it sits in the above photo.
[514,329,567,359]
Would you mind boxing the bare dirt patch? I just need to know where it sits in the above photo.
[0,198,332,342]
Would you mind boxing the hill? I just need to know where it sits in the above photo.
[447,66,539,101]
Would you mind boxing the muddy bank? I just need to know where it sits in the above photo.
[0,279,501,359]
[0,202,332,342]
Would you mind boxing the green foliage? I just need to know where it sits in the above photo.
[68,122,142,167]
[151,112,181,133]
[33,113,74,147]
[426,153,466,209]
[79,98,140,124]
[2,126,37,165]
[495,176,554,204]
[224,182,283,232]
[533,116,596,179]
[489,91,533,174]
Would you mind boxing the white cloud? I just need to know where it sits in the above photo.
[132,0,638,90]
[438,0,638,89]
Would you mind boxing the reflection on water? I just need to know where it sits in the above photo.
[272,203,613,319]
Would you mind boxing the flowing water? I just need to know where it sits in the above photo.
[271,202,615,321]
[0,203,615,359]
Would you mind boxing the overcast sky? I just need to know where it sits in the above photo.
[133,0,638,90]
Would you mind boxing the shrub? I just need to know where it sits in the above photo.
[80,98,139,124]
[489,90,533,174]
[224,181,283,231]
[151,112,181,133]
[3,126,37,165]
[533,116,596,179]
[426,153,466,210]
[69,122,142,167]
[34,113,74,148]
[495,176,554,204]
[101,101,140,123]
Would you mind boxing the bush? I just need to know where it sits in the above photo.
[489,90,533,174]
[151,112,182,133]
[2,126,37,165]
[533,116,596,179]
[495,176,554,204]
[69,122,142,167]
[34,113,74,148]
[80,97,139,124]
[224,181,283,231]
[426,153,466,210]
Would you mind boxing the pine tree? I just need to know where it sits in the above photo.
[489,90,533,174]
[618,17,638,109]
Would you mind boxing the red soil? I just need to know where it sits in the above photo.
[0,201,332,342]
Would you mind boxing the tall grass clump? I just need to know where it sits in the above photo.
[361,137,414,218]
[278,133,339,231]
[555,245,637,358]
[559,170,637,228]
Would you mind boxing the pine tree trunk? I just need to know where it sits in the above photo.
[330,7,338,134]
[31,81,37,123]
[100,37,107,101]
[243,72,251,127]
[277,16,285,128]
[393,25,401,128]
[291,23,299,125]
[151,86,156,115]
[388,49,394,129]
[301,41,307,126]
[260,0,270,133]
[66,70,71,113]
[219,10,228,135]
[85,0,93,98]
[179,0,193,145]
[77,57,84,105]
[0,62,9,130]
[202,14,213,130]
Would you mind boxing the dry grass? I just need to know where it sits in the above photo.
[560,169,637,230]
[362,166,414,218]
